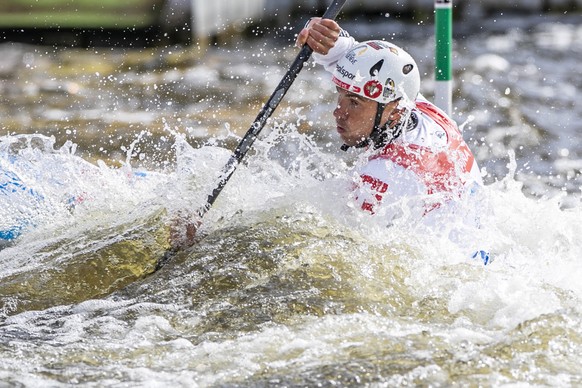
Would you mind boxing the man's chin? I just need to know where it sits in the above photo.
[341,138,361,147]
[338,135,352,145]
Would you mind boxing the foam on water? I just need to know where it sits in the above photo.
[181,117,582,322]
[0,100,581,387]
[1,18,581,385]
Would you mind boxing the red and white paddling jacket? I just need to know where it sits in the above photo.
[352,96,483,220]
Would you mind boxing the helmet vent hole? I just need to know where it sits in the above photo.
[402,64,414,75]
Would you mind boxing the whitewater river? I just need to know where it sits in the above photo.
[0,14,581,386]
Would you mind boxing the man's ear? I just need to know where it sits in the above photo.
[382,102,402,129]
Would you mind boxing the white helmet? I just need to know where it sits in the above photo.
[332,40,420,105]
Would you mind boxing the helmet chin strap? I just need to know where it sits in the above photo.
[341,102,402,151]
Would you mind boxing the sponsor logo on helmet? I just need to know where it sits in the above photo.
[345,51,358,64]
[382,78,396,99]
[336,64,356,80]
[366,41,400,56]
[332,75,362,94]
[363,80,382,99]
[367,41,384,50]
[332,75,351,90]
[356,46,368,56]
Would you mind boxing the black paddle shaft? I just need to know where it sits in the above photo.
[198,0,348,219]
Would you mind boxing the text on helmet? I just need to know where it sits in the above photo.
[335,64,356,80]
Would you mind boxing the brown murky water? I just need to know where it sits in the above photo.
[0,17,581,386]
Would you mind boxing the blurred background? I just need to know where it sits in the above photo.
[1,0,580,47]
[1,0,581,200]
[1,3,581,385]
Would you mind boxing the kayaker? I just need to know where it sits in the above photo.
[171,19,489,263]
[296,19,482,213]
[296,19,489,263]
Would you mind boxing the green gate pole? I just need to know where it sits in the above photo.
[435,0,453,116]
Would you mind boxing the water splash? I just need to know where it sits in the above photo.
[1,19,581,384]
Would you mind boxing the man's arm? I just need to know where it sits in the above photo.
[295,18,357,72]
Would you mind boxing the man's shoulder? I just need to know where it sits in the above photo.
[399,107,449,149]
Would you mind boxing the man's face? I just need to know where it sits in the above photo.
[333,87,378,147]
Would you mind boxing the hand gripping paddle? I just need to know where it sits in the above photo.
[200,0,348,219]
